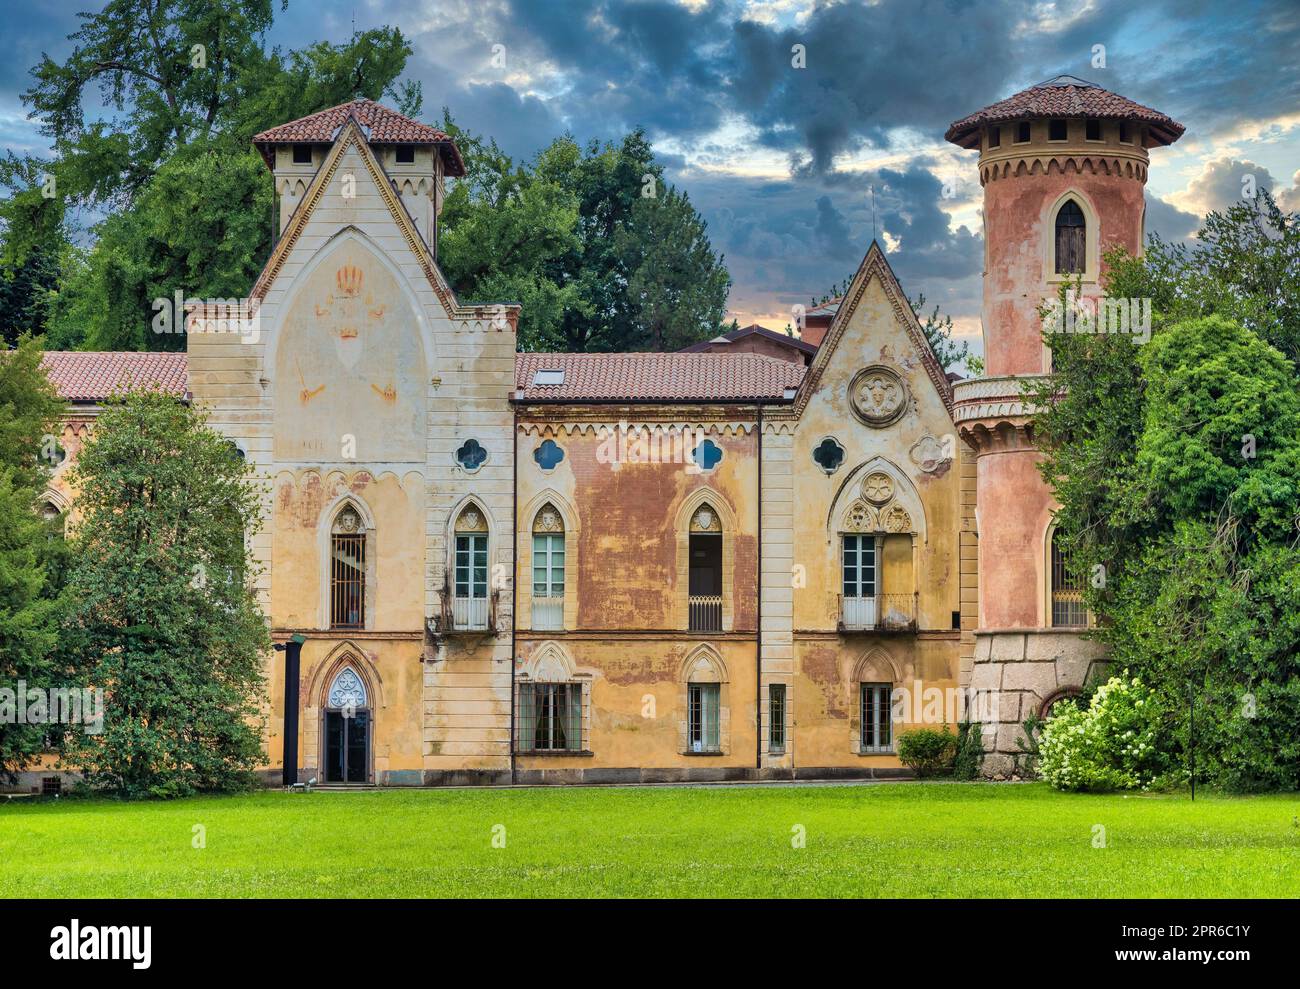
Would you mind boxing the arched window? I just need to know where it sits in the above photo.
[531,504,565,630]
[324,665,370,784]
[1054,199,1086,275]
[1050,529,1086,627]
[688,504,722,632]
[516,642,586,753]
[329,505,366,629]
[682,646,727,754]
[453,504,489,630]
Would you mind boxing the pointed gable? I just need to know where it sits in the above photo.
[246,116,514,329]
[787,241,953,419]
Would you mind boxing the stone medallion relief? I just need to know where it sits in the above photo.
[849,365,909,427]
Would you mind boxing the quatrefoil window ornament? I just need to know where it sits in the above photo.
[812,437,845,473]
[533,439,564,471]
[455,439,488,471]
[862,472,894,505]
[691,439,723,471]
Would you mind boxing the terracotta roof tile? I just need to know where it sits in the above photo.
[946,76,1184,148]
[252,98,466,175]
[678,324,817,357]
[514,352,804,403]
[40,352,189,403]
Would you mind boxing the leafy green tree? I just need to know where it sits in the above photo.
[0,337,70,782]
[1029,192,1300,790]
[63,392,269,797]
[16,0,421,351]
[440,119,730,352]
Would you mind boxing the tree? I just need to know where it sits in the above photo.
[62,392,269,797]
[1028,192,1300,791]
[910,292,971,375]
[14,0,421,350]
[440,120,730,352]
[0,337,69,782]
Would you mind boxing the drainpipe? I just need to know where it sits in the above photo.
[755,403,763,775]
[510,402,518,786]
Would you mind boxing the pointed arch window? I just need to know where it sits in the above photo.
[1050,529,1087,627]
[1054,200,1086,275]
[453,505,489,630]
[688,504,723,632]
[330,505,366,629]
[531,504,565,630]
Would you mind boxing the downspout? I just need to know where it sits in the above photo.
[510,401,518,785]
[755,403,763,775]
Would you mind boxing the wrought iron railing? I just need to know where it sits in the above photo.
[688,595,723,632]
[840,592,917,632]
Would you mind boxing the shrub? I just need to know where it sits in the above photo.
[953,721,984,780]
[897,726,957,777]
[1038,674,1172,792]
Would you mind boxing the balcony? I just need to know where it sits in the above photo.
[453,596,490,631]
[839,592,917,633]
[688,595,723,632]
[531,594,564,631]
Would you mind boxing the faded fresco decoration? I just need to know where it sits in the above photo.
[274,240,428,463]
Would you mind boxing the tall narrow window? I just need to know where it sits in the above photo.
[688,505,723,632]
[518,682,582,751]
[1051,530,1087,627]
[1054,200,1086,275]
[688,682,720,753]
[860,683,892,752]
[453,506,489,630]
[841,532,877,628]
[330,506,366,630]
[532,505,565,630]
[769,684,786,754]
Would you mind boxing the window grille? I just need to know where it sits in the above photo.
[769,684,786,753]
[860,683,893,752]
[518,683,582,751]
[330,532,366,629]
[1051,531,1088,627]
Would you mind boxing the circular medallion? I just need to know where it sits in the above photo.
[861,472,894,505]
[849,365,909,427]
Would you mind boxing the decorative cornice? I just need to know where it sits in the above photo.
[980,153,1147,186]
[517,421,756,438]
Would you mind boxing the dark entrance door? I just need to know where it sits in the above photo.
[324,709,370,783]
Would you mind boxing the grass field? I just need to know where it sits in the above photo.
[3,782,1297,897]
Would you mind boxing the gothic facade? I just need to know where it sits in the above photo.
[30,77,1183,787]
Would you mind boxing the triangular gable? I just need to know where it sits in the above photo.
[248,118,517,329]
[784,241,953,419]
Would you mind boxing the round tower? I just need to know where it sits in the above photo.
[946,76,1183,774]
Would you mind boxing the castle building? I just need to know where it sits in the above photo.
[29,78,1183,787]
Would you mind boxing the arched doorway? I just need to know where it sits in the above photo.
[323,666,371,783]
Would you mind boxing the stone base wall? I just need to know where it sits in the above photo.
[970,629,1108,777]
[257,765,914,787]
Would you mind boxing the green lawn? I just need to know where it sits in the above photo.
[3,782,1297,897]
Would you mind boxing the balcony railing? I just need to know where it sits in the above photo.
[688,595,723,632]
[452,595,489,631]
[531,594,564,631]
[840,592,917,632]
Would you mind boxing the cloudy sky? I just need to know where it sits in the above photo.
[3,0,1298,353]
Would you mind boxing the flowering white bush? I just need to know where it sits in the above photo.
[1038,674,1170,792]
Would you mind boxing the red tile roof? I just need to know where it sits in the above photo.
[946,75,1184,148]
[514,352,804,403]
[41,352,189,403]
[252,98,466,175]
[678,323,818,357]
